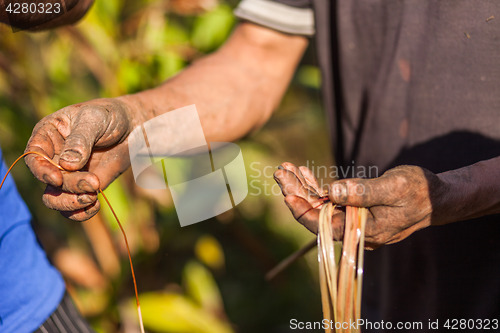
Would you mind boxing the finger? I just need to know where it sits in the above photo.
[329,177,393,207]
[286,196,347,242]
[60,171,100,194]
[298,166,325,195]
[25,123,66,187]
[61,200,101,222]
[281,162,307,186]
[59,106,112,171]
[24,147,63,187]
[284,195,320,234]
[274,169,319,201]
[42,185,98,211]
[82,146,130,191]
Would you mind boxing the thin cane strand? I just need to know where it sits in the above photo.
[318,203,368,333]
[0,152,145,333]
[99,188,145,333]
[0,151,64,189]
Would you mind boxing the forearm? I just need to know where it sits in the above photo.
[434,156,500,225]
[119,23,308,143]
[0,0,93,30]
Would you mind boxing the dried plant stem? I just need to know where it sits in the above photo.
[318,203,337,331]
[354,208,367,323]
[0,152,145,333]
[99,188,145,333]
[318,203,368,333]
[266,197,331,281]
[265,238,317,281]
[319,255,333,333]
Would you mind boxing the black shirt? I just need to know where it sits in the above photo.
[236,1,500,331]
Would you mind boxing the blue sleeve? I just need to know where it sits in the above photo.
[0,148,65,332]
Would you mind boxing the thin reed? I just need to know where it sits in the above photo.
[318,203,368,333]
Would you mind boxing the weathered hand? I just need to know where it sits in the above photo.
[274,162,445,249]
[25,98,134,221]
[273,162,345,238]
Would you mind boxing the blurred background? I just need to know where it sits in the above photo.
[0,0,334,332]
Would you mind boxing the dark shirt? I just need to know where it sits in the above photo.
[236,1,500,331]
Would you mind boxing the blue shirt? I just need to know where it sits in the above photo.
[0,147,65,332]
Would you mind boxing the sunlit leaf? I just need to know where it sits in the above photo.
[195,235,225,270]
[191,5,235,52]
[165,22,191,45]
[137,292,233,333]
[98,179,131,231]
[296,65,321,89]
[184,260,224,314]
[156,51,186,80]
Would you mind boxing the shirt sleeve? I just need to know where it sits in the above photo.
[234,0,315,36]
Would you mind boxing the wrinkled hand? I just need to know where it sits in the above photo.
[274,162,444,249]
[25,98,134,221]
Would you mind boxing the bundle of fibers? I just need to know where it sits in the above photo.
[318,204,368,333]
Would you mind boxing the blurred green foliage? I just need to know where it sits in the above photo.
[0,0,332,332]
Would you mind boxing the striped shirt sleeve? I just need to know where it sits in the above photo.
[234,0,315,36]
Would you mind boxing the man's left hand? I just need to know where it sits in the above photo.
[274,162,445,249]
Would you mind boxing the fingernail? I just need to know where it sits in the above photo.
[277,165,284,170]
[331,183,347,202]
[274,176,282,187]
[60,149,81,163]
[78,194,94,205]
[78,179,94,192]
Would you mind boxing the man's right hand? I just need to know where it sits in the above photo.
[23,22,309,222]
[25,98,134,221]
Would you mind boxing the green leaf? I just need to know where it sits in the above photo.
[98,179,131,231]
[138,292,233,333]
[117,59,145,93]
[296,65,322,89]
[184,260,224,315]
[165,22,190,45]
[191,5,235,52]
[195,235,225,270]
[156,51,185,80]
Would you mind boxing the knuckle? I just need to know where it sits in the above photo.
[66,133,88,147]
[43,193,82,211]
[80,104,110,121]
[60,199,78,211]
[329,182,348,202]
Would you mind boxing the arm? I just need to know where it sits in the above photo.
[432,156,500,224]
[274,157,500,249]
[0,0,94,30]
[25,23,308,221]
[120,22,308,141]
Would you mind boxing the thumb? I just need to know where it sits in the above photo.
[59,106,110,171]
[329,178,388,207]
